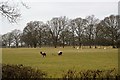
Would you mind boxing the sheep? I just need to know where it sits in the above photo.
[104,47,106,50]
[40,51,46,57]
[77,47,79,49]
[58,51,62,56]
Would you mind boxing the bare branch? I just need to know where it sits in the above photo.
[0,1,21,23]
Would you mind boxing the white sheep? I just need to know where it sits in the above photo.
[58,51,62,56]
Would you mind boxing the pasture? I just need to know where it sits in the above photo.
[2,47,118,78]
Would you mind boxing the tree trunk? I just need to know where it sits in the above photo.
[72,37,75,48]
[39,39,41,48]
[112,38,116,48]
[95,45,97,48]
[8,40,11,48]
[54,37,57,48]
[89,39,92,48]
[62,36,65,48]
[89,35,92,48]
[72,37,74,48]
[33,43,37,48]
[16,43,18,48]
[8,43,11,48]
[78,37,81,48]
[112,45,116,48]
[90,45,92,48]
[39,43,41,48]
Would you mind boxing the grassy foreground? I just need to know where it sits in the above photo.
[2,47,118,78]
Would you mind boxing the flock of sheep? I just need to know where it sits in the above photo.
[40,51,62,57]
[39,47,108,57]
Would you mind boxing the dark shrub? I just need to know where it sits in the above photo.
[2,64,47,79]
[62,68,120,79]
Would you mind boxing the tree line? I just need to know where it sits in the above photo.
[1,15,120,48]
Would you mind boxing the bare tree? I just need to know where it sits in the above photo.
[2,32,13,47]
[59,16,69,48]
[2,33,8,47]
[41,24,52,46]
[34,21,46,48]
[98,15,120,48]
[59,28,73,47]
[72,17,88,48]
[70,19,76,48]
[85,15,99,48]
[22,21,46,48]
[23,21,37,48]
[0,0,29,23]
[11,29,22,47]
[2,14,119,48]
[0,1,21,23]
[47,16,67,48]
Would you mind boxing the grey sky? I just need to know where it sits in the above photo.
[0,0,119,34]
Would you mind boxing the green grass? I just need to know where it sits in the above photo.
[2,47,118,78]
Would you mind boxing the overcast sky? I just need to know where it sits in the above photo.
[0,0,119,34]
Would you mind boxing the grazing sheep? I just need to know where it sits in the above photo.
[104,47,106,49]
[58,51,62,56]
[40,52,46,57]
[77,47,79,49]
[98,46,101,49]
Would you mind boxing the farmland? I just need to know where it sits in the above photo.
[2,47,118,78]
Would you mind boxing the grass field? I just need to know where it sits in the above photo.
[2,47,118,78]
